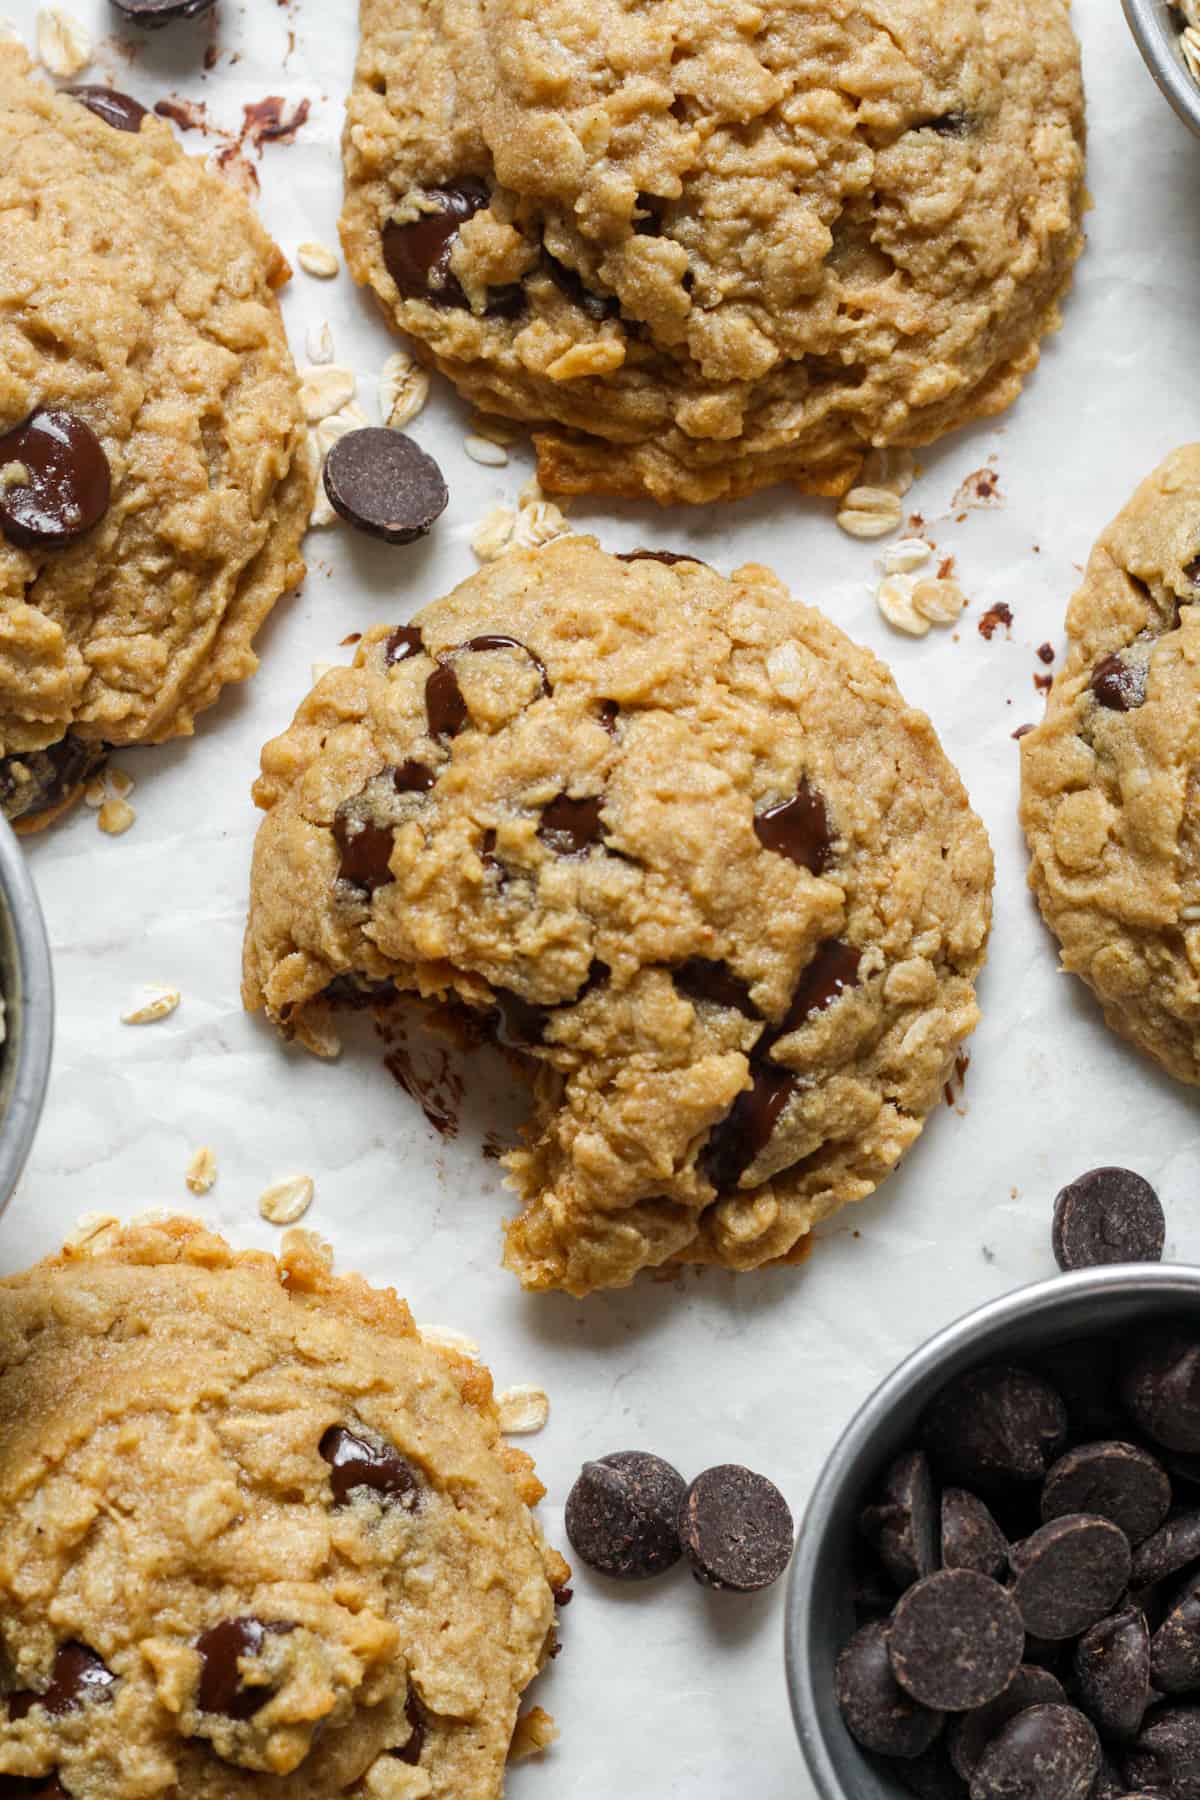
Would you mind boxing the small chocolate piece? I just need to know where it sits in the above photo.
[66,85,148,131]
[922,1365,1068,1490]
[615,549,699,567]
[753,779,833,873]
[425,662,468,739]
[7,1644,116,1721]
[1151,1589,1200,1694]
[890,1570,1025,1712]
[678,1464,794,1592]
[1075,1606,1153,1740]
[384,624,424,665]
[195,1618,292,1720]
[1042,1442,1171,1544]
[1052,1168,1165,1271]
[834,1618,945,1759]
[969,1704,1099,1800]
[948,1666,1066,1781]
[319,1425,421,1509]
[452,634,551,696]
[392,1691,427,1766]
[333,808,394,893]
[1091,654,1147,712]
[383,184,524,314]
[538,793,604,855]
[674,958,759,1018]
[392,761,435,796]
[777,939,861,1035]
[0,411,110,551]
[110,0,216,21]
[860,1450,939,1590]
[1123,1705,1200,1799]
[700,1062,796,1193]
[941,1489,1008,1579]
[1131,1510,1200,1587]
[564,1451,685,1580]
[1009,1514,1132,1640]
[596,698,619,732]
[490,986,551,1050]
[1122,1328,1200,1454]
[323,429,448,545]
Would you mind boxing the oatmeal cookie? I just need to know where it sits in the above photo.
[1021,447,1200,1086]
[0,1216,564,1798]
[339,0,1086,505]
[243,539,993,1296]
[0,47,312,832]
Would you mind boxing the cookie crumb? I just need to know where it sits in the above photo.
[837,485,904,540]
[464,433,509,468]
[121,985,180,1025]
[498,1384,551,1435]
[185,1146,217,1195]
[297,241,339,279]
[510,1706,559,1762]
[37,7,91,78]
[380,351,429,430]
[418,1323,481,1360]
[98,796,136,835]
[258,1174,314,1225]
[978,601,1014,640]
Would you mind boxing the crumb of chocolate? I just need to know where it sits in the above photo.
[1037,642,1055,664]
[978,601,1014,640]
[952,464,1003,510]
[1034,672,1052,692]
[1012,723,1034,739]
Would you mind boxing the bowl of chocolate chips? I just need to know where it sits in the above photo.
[788,1166,1200,1800]
[0,812,53,1210]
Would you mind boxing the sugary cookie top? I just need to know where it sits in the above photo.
[1021,446,1200,1085]
[0,1217,561,1798]
[244,539,992,1295]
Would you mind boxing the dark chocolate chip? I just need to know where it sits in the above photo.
[1123,1705,1200,1799]
[384,624,425,665]
[699,1060,797,1193]
[319,1425,421,1509]
[1131,1511,1200,1588]
[922,1366,1068,1490]
[941,1489,1008,1579]
[332,807,394,893]
[1052,1169,1165,1272]
[564,1451,685,1580]
[0,735,105,827]
[452,634,551,696]
[109,0,217,22]
[490,987,551,1050]
[392,1691,427,1765]
[1091,654,1147,712]
[382,182,523,314]
[753,779,833,873]
[1042,1443,1170,1545]
[392,760,435,796]
[678,1464,793,1592]
[890,1570,1025,1712]
[860,1450,939,1590]
[969,1703,1099,1800]
[425,662,468,739]
[1075,1606,1153,1740]
[0,411,110,551]
[1151,1589,1200,1694]
[537,793,604,855]
[66,85,147,130]
[925,113,973,137]
[834,1618,945,1759]
[195,1618,293,1721]
[948,1666,1066,1781]
[776,940,862,1035]
[596,699,619,733]
[674,958,759,1019]
[1122,1329,1200,1454]
[323,429,447,545]
[543,254,619,321]
[7,1644,115,1722]
[1009,1514,1132,1640]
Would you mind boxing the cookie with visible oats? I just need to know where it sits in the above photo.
[339,0,1085,505]
[0,1216,564,1797]
[242,538,992,1296]
[1021,447,1200,1086]
[0,47,312,832]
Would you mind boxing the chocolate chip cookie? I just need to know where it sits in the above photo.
[339,0,1085,505]
[0,47,312,832]
[0,1216,565,1797]
[1021,447,1200,1085]
[243,539,993,1296]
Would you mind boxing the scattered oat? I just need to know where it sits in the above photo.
[418,1323,481,1360]
[837,484,904,539]
[380,351,430,430]
[259,1174,315,1226]
[912,576,966,625]
[875,573,931,636]
[859,447,916,498]
[883,537,933,576]
[186,1146,217,1195]
[300,365,357,424]
[306,321,334,366]
[470,504,516,561]
[121,985,181,1026]
[83,777,106,808]
[297,241,339,280]
[497,1384,551,1435]
[510,1707,559,1762]
[98,796,136,835]
[36,7,91,78]
[510,499,570,550]
[464,433,509,468]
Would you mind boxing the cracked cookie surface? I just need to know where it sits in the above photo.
[243,539,993,1296]
[0,47,312,831]
[1021,447,1200,1086]
[0,1216,563,1799]
[339,0,1085,505]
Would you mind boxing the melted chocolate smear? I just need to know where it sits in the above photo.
[0,735,104,825]
[382,182,524,315]
[1091,652,1147,712]
[458,634,552,696]
[538,793,604,855]
[195,1618,293,1721]
[597,700,619,734]
[491,988,551,1050]
[385,625,425,666]
[392,761,435,796]
[67,86,147,131]
[753,779,833,874]
[333,809,394,892]
[319,1426,422,1510]
[8,1645,116,1722]
[425,662,468,740]
[777,940,862,1036]
[675,959,759,1018]
[544,254,618,322]
[0,411,110,551]
[616,549,698,567]
[0,1779,69,1798]
[394,1692,428,1766]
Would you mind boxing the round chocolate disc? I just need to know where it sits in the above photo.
[1009,1513,1132,1641]
[941,1487,1009,1579]
[1052,1167,1164,1271]
[834,1619,945,1760]
[0,411,110,551]
[66,85,148,131]
[323,429,448,545]
[1123,1705,1200,1798]
[970,1703,1100,1800]
[889,1569,1025,1712]
[948,1665,1066,1781]
[1075,1606,1152,1741]
[859,1449,938,1590]
[1122,1327,1200,1454]
[564,1451,685,1580]
[922,1364,1068,1489]
[677,1464,794,1592]
[1041,1442,1171,1545]
[109,0,218,24]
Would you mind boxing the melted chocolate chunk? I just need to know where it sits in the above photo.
[319,1426,422,1509]
[392,761,435,796]
[67,85,147,131]
[544,254,618,321]
[195,1618,293,1721]
[382,182,523,314]
[8,1644,116,1721]
[455,634,552,696]
[616,549,698,567]
[393,1691,428,1765]
[384,625,425,665]
[1091,652,1147,712]
[333,808,394,892]
[0,411,110,551]
[674,958,759,1018]
[538,793,604,855]
[753,779,833,873]
[425,662,468,740]
[0,735,105,826]
[777,940,862,1035]
[597,699,619,733]
[491,988,551,1050]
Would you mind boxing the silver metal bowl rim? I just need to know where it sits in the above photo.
[784,1263,1200,1800]
[1121,0,1200,140]
[0,816,53,1210]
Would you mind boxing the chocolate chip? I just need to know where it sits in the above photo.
[1009,1514,1132,1640]
[776,940,862,1034]
[1131,1510,1200,1587]
[942,1489,1009,1579]
[753,779,833,873]
[678,1464,793,1592]
[615,549,701,567]
[195,1618,293,1720]
[7,1644,116,1721]
[564,1451,685,1580]
[860,1450,939,1590]
[490,987,550,1050]
[890,1570,1025,1711]
[0,735,105,826]
[1091,653,1147,712]
[323,429,447,545]
[538,794,604,855]
[1151,1589,1200,1694]
[543,254,618,322]
[382,183,523,314]
[1122,1329,1200,1454]
[392,760,435,796]
[66,85,147,130]
[333,807,394,892]
[0,411,110,551]
[1042,1443,1170,1545]
[1075,1606,1153,1740]
[384,624,424,665]
[948,1666,1067,1781]
[455,633,552,694]
[319,1425,421,1509]
[674,958,759,1018]
[596,699,619,733]
[699,1061,797,1193]
[922,1366,1069,1490]
[393,1691,427,1765]
[835,1619,945,1759]
[1052,1169,1165,1271]
[1123,1705,1200,1798]
[425,662,468,739]
[109,0,217,21]
[969,1703,1099,1800]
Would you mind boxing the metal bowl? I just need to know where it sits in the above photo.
[785,1264,1200,1800]
[0,816,53,1210]
[1122,0,1200,140]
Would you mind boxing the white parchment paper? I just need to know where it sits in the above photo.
[2,1,1199,1792]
